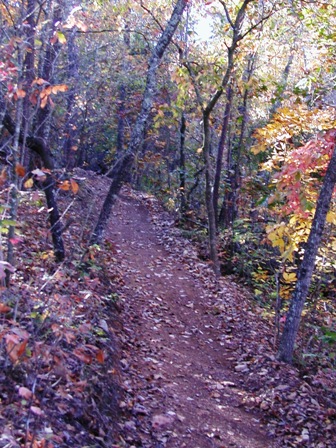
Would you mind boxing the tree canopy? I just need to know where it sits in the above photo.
[1,0,335,372]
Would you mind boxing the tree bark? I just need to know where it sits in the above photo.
[277,139,336,363]
[116,23,131,157]
[63,30,80,169]
[219,53,255,228]
[179,112,187,215]
[21,0,36,168]
[2,108,65,262]
[90,0,189,245]
[213,86,233,226]
[203,110,221,277]
[185,0,255,275]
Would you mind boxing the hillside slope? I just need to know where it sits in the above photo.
[0,171,334,447]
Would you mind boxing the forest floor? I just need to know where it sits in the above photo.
[0,170,335,448]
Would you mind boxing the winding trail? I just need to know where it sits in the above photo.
[109,191,278,448]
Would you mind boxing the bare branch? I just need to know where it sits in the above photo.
[218,0,234,29]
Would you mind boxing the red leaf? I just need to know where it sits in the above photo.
[73,347,92,364]
[0,303,11,313]
[15,164,26,177]
[96,349,105,364]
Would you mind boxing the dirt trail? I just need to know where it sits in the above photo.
[109,191,278,448]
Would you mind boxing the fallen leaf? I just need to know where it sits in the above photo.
[152,414,174,428]
[15,164,26,177]
[0,303,11,313]
[19,387,33,400]
[96,349,105,363]
[30,406,43,416]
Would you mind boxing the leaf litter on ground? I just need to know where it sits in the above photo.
[0,169,334,447]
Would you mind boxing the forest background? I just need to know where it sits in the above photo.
[0,0,335,429]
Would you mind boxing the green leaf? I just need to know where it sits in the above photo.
[57,31,67,44]
[0,219,17,227]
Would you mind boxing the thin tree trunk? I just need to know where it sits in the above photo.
[277,139,336,364]
[213,85,233,226]
[184,0,255,275]
[179,112,187,215]
[90,0,189,245]
[63,30,79,169]
[21,0,36,169]
[116,24,131,157]
[203,111,221,277]
[35,3,62,142]
[269,51,294,117]
[218,53,255,228]
[5,100,23,286]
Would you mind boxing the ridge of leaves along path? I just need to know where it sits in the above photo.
[109,190,278,448]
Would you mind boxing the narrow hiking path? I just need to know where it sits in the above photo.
[108,190,279,448]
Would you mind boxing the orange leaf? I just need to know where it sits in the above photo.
[58,180,71,191]
[32,78,47,86]
[70,178,79,194]
[0,303,11,313]
[15,164,26,177]
[15,88,26,99]
[0,167,7,187]
[16,338,28,358]
[29,89,39,105]
[40,96,48,109]
[6,338,28,363]
[51,84,68,94]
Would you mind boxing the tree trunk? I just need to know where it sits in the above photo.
[90,0,189,245]
[203,110,221,277]
[179,112,187,215]
[218,53,255,228]
[63,30,80,169]
[116,24,131,157]
[185,0,254,274]
[213,85,233,226]
[277,140,336,364]
[35,3,62,142]
[2,109,65,261]
[21,0,36,169]
[269,51,294,117]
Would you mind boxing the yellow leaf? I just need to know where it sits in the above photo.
[57,31,67,44]
[24,178,34,189]
[326,211,336,224]
[251,143,267,155]
[283,272,297,283]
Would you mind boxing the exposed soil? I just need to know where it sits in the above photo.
[109,191,278,448]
